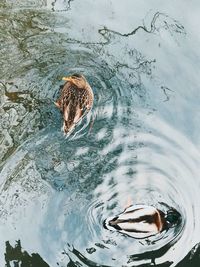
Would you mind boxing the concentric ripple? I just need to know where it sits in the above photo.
[84,112,200,267]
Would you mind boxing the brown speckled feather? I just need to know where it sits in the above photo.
[55,74,93,134]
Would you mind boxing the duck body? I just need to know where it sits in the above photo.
[55,74,94,134]
[104,204,178,239]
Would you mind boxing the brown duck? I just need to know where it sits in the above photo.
[55,74,94,134]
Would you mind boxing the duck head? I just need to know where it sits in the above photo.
[62,73,87,88]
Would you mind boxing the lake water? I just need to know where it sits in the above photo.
[1,1,200,266]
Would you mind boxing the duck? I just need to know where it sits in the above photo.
[103,204,181,239]
[55,73,94,134]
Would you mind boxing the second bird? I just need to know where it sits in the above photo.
[55,74,94,134]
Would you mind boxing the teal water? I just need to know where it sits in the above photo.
[1,1,200,266]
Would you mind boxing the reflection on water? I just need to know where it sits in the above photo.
[1,0,200,267]
[5,240,50,267]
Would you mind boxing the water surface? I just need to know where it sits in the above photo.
[1,0,200,266]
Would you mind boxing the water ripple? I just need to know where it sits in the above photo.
[1,2,200,267]
[91,113,200,266]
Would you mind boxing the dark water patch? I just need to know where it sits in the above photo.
[3,240,200,267]
[4,240,50,267]
[60,241,200,267]
[176,242,200,267]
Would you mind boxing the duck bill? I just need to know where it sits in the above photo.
[62,76,73,82]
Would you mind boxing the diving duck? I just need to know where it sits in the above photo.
[103,204,181,239]
[55,74,94,134]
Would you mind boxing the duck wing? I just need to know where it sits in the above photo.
[58,84,91,132]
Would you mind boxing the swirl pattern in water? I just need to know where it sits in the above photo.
[1,1,200,267]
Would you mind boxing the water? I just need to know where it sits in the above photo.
[1,0,200,266]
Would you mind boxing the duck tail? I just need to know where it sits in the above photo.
[63,120,75,134]
[103,216,122,231]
